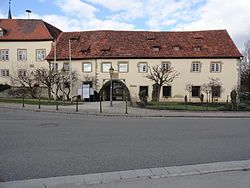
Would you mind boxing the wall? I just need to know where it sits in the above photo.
[55,58,240,102]
[0,40,52,85]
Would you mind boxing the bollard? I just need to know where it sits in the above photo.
[22,95,25,108]
[226,95,229,111]
[76,98,79,112]
[99,95,102,113]
[38,95,41,109]
[125,97,128,114]
[56,99,59,110]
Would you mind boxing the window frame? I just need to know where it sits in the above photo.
[162,86,172,97]
[101,62,112,73]
[1,69,10,77]
[82,62,92,73]
[18,69,27,77]
[63,62,70,71]
[161,61,171,70]
[0,49,9,61]
[36,49,46,61]
[192,86,201,97]
[212,86,221,98]
[138,62,148,73]
[118,62,129,73]
[191,61,201,72]
[17,49,27,61]
[139,86,149,97]
[51,62,58,72]
[210,62,222,73]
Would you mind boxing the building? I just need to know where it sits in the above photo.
[0,19,61,87]
[46,30,242,102]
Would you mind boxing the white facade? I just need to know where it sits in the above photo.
[0,41,52,84]
[51,58,241,102]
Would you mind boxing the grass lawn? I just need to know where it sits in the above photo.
[0,97,80,106]
[146,101,250,111]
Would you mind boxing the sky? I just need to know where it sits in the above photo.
[0,0,249,50]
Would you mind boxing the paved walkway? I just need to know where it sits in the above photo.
[1,160,250,188]
[1,101,250,118]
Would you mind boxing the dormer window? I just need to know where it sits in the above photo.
[193,46,201,52]
[146,34,156,41]
[173,45,180,51]
[101,45,111,54]
[152,45,160,52]
[80,45,90,53]
[193,34,203,40]
[0,28,4,36]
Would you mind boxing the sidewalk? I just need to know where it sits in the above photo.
[1,101,250,118]
[1,160,250,188]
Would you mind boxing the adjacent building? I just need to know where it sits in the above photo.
[0,19,61,86]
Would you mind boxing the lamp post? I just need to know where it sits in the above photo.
[61,68,66,105]
[69,39,72,100]
[109,65,114,107]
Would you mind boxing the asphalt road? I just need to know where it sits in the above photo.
[1,108,250,182]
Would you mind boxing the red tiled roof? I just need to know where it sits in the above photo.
[47,30,242,60]
[0,19,61,41]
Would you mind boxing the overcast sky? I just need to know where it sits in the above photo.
[0,0,249,50]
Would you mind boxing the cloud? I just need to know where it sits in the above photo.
[55,0,98,19]
[174,0,250,50]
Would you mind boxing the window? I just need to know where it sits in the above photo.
[191,62,201,72]
[0,28,4,36]
[82,62,92,72]
[36,49,46,61]
[17,49,27,61]
[212,86,221,98]
[139,86,148,97]
[1,69,9,77]
[211,62,221,72]
[101,62,111,72]
[153,46,160,52]
[163,86,171,97]
[118,62,128,73]
[162,62,171,70]
[0,49,9,61]
[63,62,70,71]
[18,69,27,77]
[173,45,180,51]
[193,46,201,51]
[51,63,58,72]
[192,86,200,97]
[139,62,147,73]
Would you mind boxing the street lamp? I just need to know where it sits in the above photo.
[61,67,66,105]
[109,65,114,107]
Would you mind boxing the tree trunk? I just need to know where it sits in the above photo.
[157,85,161,106]
[48,87,51,103]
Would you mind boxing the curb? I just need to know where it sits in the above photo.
[1,160,250,188]
[1,106,250,118]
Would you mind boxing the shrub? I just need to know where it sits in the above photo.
[0,84,11,92]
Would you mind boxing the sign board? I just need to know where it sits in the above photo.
[111,72,119,79]
[82,84,90,98]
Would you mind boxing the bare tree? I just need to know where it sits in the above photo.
[146,65,179,104]
[241,41,250,91]
[9,69,39,98]
[185,84,193,102]
[201,83,211,104]
[34,67,59,102]
[59,70,78,100]
[208,77,223,103]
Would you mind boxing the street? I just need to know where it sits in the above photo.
[0,108,250,182]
